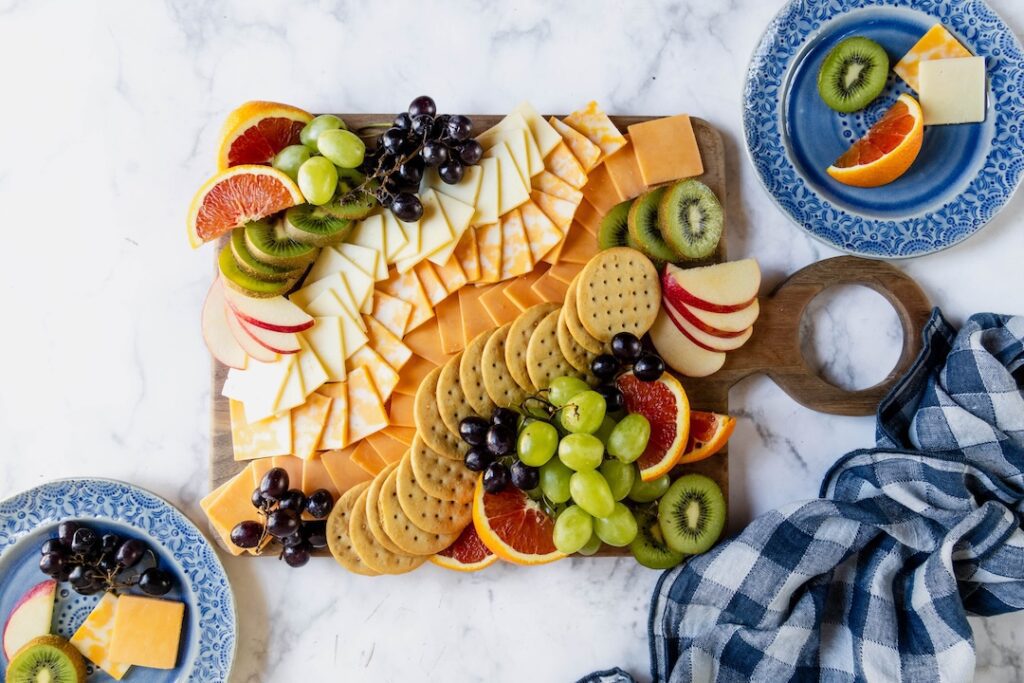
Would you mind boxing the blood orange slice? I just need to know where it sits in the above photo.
[826,94,924,188]
[677,411,735,465]
[431,524,498,572]
[616,371,690,481]
[187,165,303,248]
[473,478,565,565]
[216,101,313,170]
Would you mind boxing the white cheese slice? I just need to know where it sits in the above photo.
[483,128,531,185]
[346,214,387,261]
[428,163,483,207]
[295,337,328,397]
[478,112,543,177]
[305,249,375,313]
[275,354,306,413]
[395,188,453,272]
[336,242,384,281]
[487,142,531,216]
[384,210,419,262]
[472,157,500,226]
[289,272,367,329]
[513,101,561,157]
[919,57,986,125]
[303,317,347,382]
[304,291,368,356]
[222,355,294,423]
[428,191,476,266]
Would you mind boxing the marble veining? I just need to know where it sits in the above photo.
[0,1,1021,681]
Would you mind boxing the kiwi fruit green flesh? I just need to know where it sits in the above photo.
[332,187,378,220]
[218,245,296,298]
[597,200,633,250]
[630,506,686,569]
[283,204,355,247]
[817,36,889,113]
[229,229,303,281]
[658,179,723,261]
[657,474,726,555]
[6,634,87,683]
[627,187,679,264]
[243,219,319,268]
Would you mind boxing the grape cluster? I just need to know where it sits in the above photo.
[361,95,483,222]
[38,522,173,597]
[272,114,369,207]
[230,467,334,568]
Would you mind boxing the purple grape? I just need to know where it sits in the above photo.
[590,354,621,381]
[39,552,65,578]
[303,520,328,549]
[490,407,519,428]
[486,424,515,456]
[408,95,436,118]
[633,354,665,382]
[458,140,484,165]
[446,115,472,141]
[393,112,412,130]
[391,193,423,222]
[398,156,425,185]
[305,490,334,520]
[260,468,289,500]
[381,127,405,154]
[420,140,448,167]
[510,461,540,490]
[139,567,173,596]
[459,416,489,446]
[266,509,300,539]
[596,384,625,412]
[230,521,264,549]
[283,543,311,568]
[464,447,492,472]
[411,114,433,136]
[610,332,643,364]
[438,159,464,184]
[482,462,511,493]
[277,489,306,513]
[57,521,80,547]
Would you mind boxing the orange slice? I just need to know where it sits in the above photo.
[616,371,691,481]
[676,411,736,465]
[187,165,303,248]
[472,477,565,566]
[430,524,498,572]
[216,101,313,170]
[826,94,924,188]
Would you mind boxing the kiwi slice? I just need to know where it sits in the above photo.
[243,219,319,268]
[630,506,686,569]
[657,474,726,555]
[230,229,303,281]
[627,188,679,264]
[332,186,378,220]
[817,36,889,113]
[218,245,296,298]
[658,180,723,261]
[597,200,633,250]
[283,204,355,247]
[6,635,87,683]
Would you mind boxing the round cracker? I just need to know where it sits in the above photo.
[564,277,606,354]
[481,324,528,409]
[378,465,458,555]
[576,247,660,341]
[557,306,600,381]
[396,453,473,535]
[460,330,498,416]
[526,309,587,390]
[326,482,379,576]
[505,302,560,392]
[436,351,480,439]
[414,365,468,461]
[365,462,404,554]
[410,434,476,503]
[349,488,427,575]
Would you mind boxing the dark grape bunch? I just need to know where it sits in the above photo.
[38,522,173,597]
[360,95,483,222]
[229,467,334,568]
[459,407,523,495]
[589,331,666,409]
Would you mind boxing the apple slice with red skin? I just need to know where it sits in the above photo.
[223,287,314,333]
[236,315,302,354]
[202,279,249,369]
[663,260,760,313]
[649,306,726,378]
[663,299,752,352]
[673,296,760,336]
[3,579,56,659]
[224,301,279,362]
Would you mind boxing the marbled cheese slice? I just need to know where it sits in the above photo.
[316,383,349,450]
[475,222,504,283]
[500,209,533,280]
[532,169,584,204]
[379,269,434,331]
[346,365,389,442]
[564,101,627,158]
[71,593,131,680]
[346,344,400,401]
[531,190,579,232]
[549,116,602,171]
[545,142,589,189]
[370,291,414,338]
[364,315,413,372]
[894,24,972,92]
[472,157,500,226]
[229,399,291,461]
[433,255,468,293]
[414,261,448,306]
[454,228,481,282]
[290,391,332,460]
[518,199,563,263]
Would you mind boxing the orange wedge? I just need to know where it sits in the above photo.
[616,371,691,482]
[430,524,498,572]
[676,411,736,465]
[826,94,924,188]
[216,101,312,170]
[187,165,303,248]
[472,477,565,566]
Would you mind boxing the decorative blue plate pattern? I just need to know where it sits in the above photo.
[743,0,1024,258]
[0,479,235,682]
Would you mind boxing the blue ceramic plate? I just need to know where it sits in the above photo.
[0,479,235,682]
[743,0,1024,258]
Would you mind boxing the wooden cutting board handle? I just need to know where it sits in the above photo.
[714,256,932,416]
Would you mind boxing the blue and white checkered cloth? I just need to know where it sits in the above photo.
[582,310,1024,682]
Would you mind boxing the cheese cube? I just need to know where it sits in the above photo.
[919,57,986,125]
[627,115,704,185]
[71,593,131,680]
[109,596,184,670]
[894,24,972,92]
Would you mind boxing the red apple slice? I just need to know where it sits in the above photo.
[202,279,249,369]
[675,297,760,336]
[649,307,726,378]
[236,315,302,354]
[663,259,761,313]
[224,302,280,363]
[223,287,314,333]
[3,579,56,659]
[663,299,752,351]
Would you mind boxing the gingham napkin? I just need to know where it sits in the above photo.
[581,310,1024,682]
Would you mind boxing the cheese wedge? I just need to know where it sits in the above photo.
[519,199,563,263]
[545,142,589,189]
[475,222,504,283]
[472,157,500,226]
[290,391,332,460]
[320,445,371,492]
[303,317,347,382]
[499,209,534,280]
[347,344,400,401]
[371,291,414,338]
[364,315,413,372]
[346,365,389,442]
[71,593,131,680]
[564,101,627,158]
[549,116,602,171]
[229,399,292,461]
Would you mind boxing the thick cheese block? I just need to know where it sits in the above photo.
[549,116,602,171]
[229,399,291,461]
[428,163,483,207]
[346,345,400,401]
[393,354,438,396]
[564,102,627,158]
[479,282,521,325]
[290,391,332,460]
[454,228,481,282]
[895,24,972,92]
[488,142,531,215]
[919,56,986,125]
[531,190,579,232]
[627,115,704,186]
[336,242,385,282]
[581,164,625,215]
[603,137,647,201]
[345,365,389,442]
[558,222,600,264]
[544,142,589,189]
[502,264,549,311]
[458,285,496,344]
[532,170,584,204]
[350,439,387,475]
[365,431,407,465]
[109,596,184,670]
[71,593,131,680]
[434,293,465,354]
[379,269,434,331]
[414,261,448,306]
[301,454,340,499]
[371,291,414,338]
[472,157,500,226]
[513,101,562,156]
[475,222,504,283]
[433,255,468,293]
[519,199,563,263]
[388,393,416,427]
[364,315,412,372]
[499,209,534,280]
[430,191,476,265]
[320,445,371,492]
[316,384,349,450]
[402,319,453,366]
[303,317,346,382]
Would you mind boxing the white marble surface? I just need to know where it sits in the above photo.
[1,1,1022,681]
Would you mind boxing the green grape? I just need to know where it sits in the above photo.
[599,459,637,501]
[607,413,651,463]
[272,144,311,181]
[552,505,593,554]
[300,114,344,150]
[594,416,617,445]
[628,473,671,503]
[557,433,604,471]
[577,531,603,556]
[569,470,615,518]
[549,376,590,407]
[317,128,365,169]
[297,157,338,206]
[540,458,573,504]
[594,503,638,547]
[559,390,607,434]
[517,420,559,467]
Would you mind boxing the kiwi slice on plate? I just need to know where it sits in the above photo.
[628,187,679,264]
[629,506,686,569]
[283,203,354,247]
[817,36,889,113]
[230,229,303,281]
[333,186,378,220]
[657,474,725,555]
[244,219,319,268]
[6,635,87,683]
[218,245,296,298]
[597,200,633,250]
[658,179,723,261]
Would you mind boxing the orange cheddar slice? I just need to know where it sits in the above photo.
[302,454,340,499]
[71,593,131,680]
[895,24,972,92]
[581,164,624,215]
[603,137,647,201]
[345,365,389,442]
[388,393,416,427]
[548,261,584,285]
[475,222,504,284]
[249,458,275,486]
[320,445,371,492]
[519,199,563,264]
[479,282,522,325]
[503,264,550,311]
[499,209,534,280]
[200,464,255,556]
[290,392,332,460]
[316,383,349,450]
[564,101,627,159]
[549,116,602,172]
[347,345,400,401]
[229,399,292,461]
[382,425,417,446]
[435,294,465,355]
[350,439,387,475]
[371,291,414,339]
[458,286,496,344]
[366,431,407,465]
[628,115,704,186]
[270,455,305,490]
[532,169,584,204]
[434,255,468,294]
[379,269,434,331]
[403,319,454,366]
[558,223,600,264]
[531,270,571,303]
[531,190,579,232]
[545,141,588,189]
[542,232,566,266]
[454,228,481,282]
[414,261,448,306]
[109,596,184,670]
[364,315,412,373]
[574,200,603,236]
[394,355,439,396]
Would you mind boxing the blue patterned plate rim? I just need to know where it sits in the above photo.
[0,478,236,682]
[742,0,1024,259]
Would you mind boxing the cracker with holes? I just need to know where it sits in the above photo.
[460,330,498,416]
[557,307,600,379]
[365,462,405,554]
[563,276,606,354]
[436,351,480,438]
[414,365,469,460]
[481,324,529,409]
[326,482,379,576]
[410,435,476,503]
[396,453,473,535]
[378,465,459,555]
[349,487,427,575]
[527,309,587,390]
[505,302,560,392]
[576,247,660,341]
